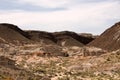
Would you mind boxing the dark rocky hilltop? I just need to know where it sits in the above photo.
[0,23,95,46]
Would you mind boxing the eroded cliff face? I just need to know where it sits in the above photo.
[88,22,120,51]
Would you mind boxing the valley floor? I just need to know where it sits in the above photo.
[0,44,120,80]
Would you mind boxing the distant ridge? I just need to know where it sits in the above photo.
[88,22,120,51]
[0,23,95,46]
[53,31,94,46]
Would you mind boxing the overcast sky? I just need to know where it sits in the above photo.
[0,0,120,34]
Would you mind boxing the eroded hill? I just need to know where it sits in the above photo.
[88,22,120,51]
[0,23,30,44]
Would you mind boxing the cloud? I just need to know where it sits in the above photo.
[16,0,120,8]
[17,0,70,8]
[0,0,120,34]
[0,0,66,11]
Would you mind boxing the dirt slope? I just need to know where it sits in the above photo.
[55,35,84,47]
[88,22,120,51]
